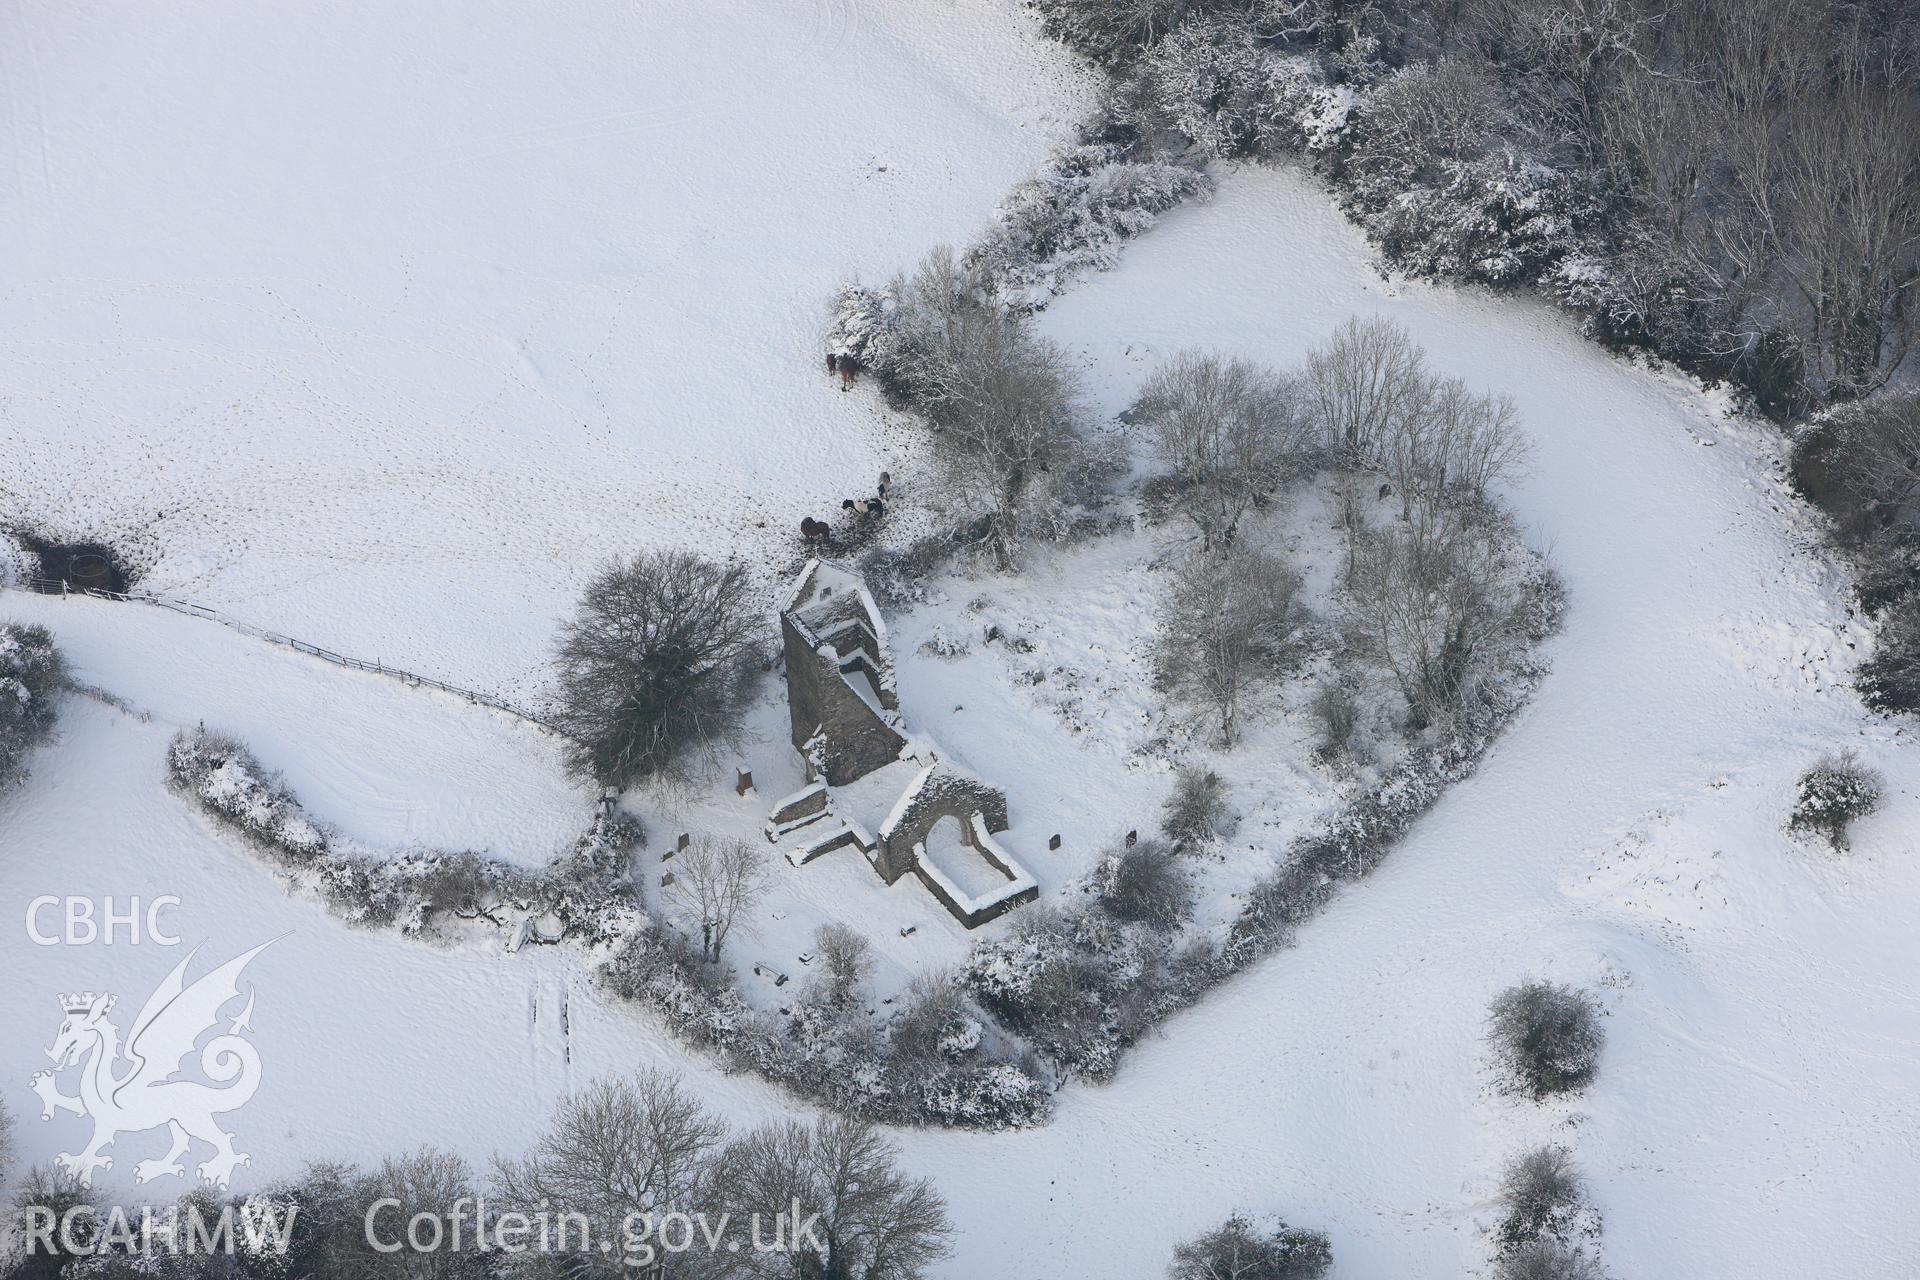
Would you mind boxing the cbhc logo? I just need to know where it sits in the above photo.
[26,896,182,946]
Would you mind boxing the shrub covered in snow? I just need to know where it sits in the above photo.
[1787,752,1885,852]
[1488,980,1604,1100]
[1493,1239,1609,1280]
[1115,15,1287,159]
[969,142,1210,305]
[1167,1212,1333,1280]
[1856,595,1920,713]
[1497,1145,1597,1254]
[1160,764,1232,845]
[1306,680,1361,766]
[857,534,963,611]
[964,843,1206,1079]
[0,623,67,787]
[1341,62,1586,289]
[602,930,1051,1131]
[917,625,972,661]
[1093,837,1192,930]
[167,727,331,858]
[890,970,986,1069]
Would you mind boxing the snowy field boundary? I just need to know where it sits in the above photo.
[167,726,636,942]
[167,722,1055,1132]
[10,577,561,734]
[964,520,1567,1082]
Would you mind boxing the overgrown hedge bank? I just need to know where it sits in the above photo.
[961,516,1565,1081]
[167,726,1053,1131]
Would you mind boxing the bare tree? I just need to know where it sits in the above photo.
[1778,57,1920,398]
[1382,376,1531,517]
[1157,547,1308,747]
[362,1148,488,1280]
[887,248,1093,568]
[1132,351,1308,550]
[552,551,761,788]
[1303,315,1428,465]
[670,837,770,964]
[1343,510,1523,731]
[494,1071,727,1277]
[715,1113,953,1280]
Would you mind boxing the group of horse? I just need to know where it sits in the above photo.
[825,350,860,390]
[799,470,889,549]
[798,353,888,549]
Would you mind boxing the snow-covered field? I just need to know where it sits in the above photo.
[4,4,1918,1278]
[0,0,1093,699]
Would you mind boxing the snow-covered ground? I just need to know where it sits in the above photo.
[0,0,1093,700]
[4,4,1918,1278]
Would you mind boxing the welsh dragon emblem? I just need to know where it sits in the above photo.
[31,939,278,1187]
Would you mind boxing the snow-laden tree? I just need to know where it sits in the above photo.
[1487,979,1604,1099]
[1167,1212,1333,1280]
[1788,752,1885,852]
[1124,14,1286,158]
[0,623,66,787]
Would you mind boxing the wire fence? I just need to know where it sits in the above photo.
[11,576,567,736]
